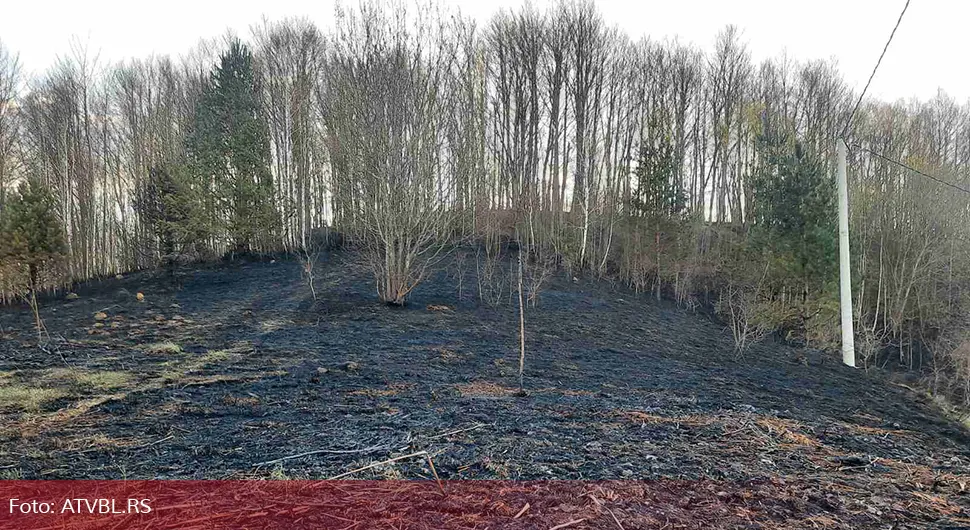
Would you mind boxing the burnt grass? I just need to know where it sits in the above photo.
[1,252,969,528]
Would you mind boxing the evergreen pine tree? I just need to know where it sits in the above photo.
[751,133,838,293]
[0,178,67,339]
[187,39,278,255]
[0,178,67,290]
[630,135,687,300]
[134,163,206,269]
[630,135,684,219]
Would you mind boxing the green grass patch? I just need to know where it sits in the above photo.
[144,342,183,355]
[72,371,131,390]
[200,350,231,363]
[0,468,23,480]
[159,369,186,383]
[41,368,132,391]
[0,385,68,412]
[158,349,232,383]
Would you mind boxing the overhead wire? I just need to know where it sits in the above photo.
[835,0,970,196]
[840,0,912,139]
[850,144,970,195]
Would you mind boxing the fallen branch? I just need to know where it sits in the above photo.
[424,452,444,494]
[428,423,489,440]
[892,382,920,393]
[328,450,445,495]
[548,519,586,530]
[606,507,624,530]
[253,445,388,467]
[135,435,174,450]
[513,503,530,519]
[584,494,623,529]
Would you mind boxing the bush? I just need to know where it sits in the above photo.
[715,256,774,356]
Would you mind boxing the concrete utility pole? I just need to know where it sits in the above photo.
[837,139,855,367]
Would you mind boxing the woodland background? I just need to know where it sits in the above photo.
[1,1,969,403]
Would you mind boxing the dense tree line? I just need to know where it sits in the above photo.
[1,1,969,401]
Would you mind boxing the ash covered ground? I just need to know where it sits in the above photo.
[1,254,968,528]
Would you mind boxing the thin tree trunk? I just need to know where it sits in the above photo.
[517,246,526,393]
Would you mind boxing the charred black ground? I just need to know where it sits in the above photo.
[0,254,968,528]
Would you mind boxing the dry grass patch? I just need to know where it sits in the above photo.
[594,421,626,433]
[347,383,413,398]
[222,395,261,408]
[754,417,819,447]
[347,388,398,397]
[143,400,189,418]
[456,381,517,398]
[882,459,970,494]
[179,372,285,389]
[200,349,232,363]
[82,433,137,450]
[259,319,290,333]
[911,491,967,517]
[561,389,596,397]
[53,433,137,452]
[801,515,843,528]
[619,410,720,427]
[844,422,914,437]
[431,347,466,362]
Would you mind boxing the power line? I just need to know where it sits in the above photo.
[851,144,970,195]
[840,0,912,139]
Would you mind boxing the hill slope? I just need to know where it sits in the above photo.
[0,254,968,528]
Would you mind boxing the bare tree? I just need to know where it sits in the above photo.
[516,239,527,395]
[716,262,771,356]
[0,42,21,208]
[322,3,459,305]
[254,18,326,249]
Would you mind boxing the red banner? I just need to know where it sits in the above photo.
[0,478,838,529]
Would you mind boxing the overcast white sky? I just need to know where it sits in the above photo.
[0,0,963,102]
